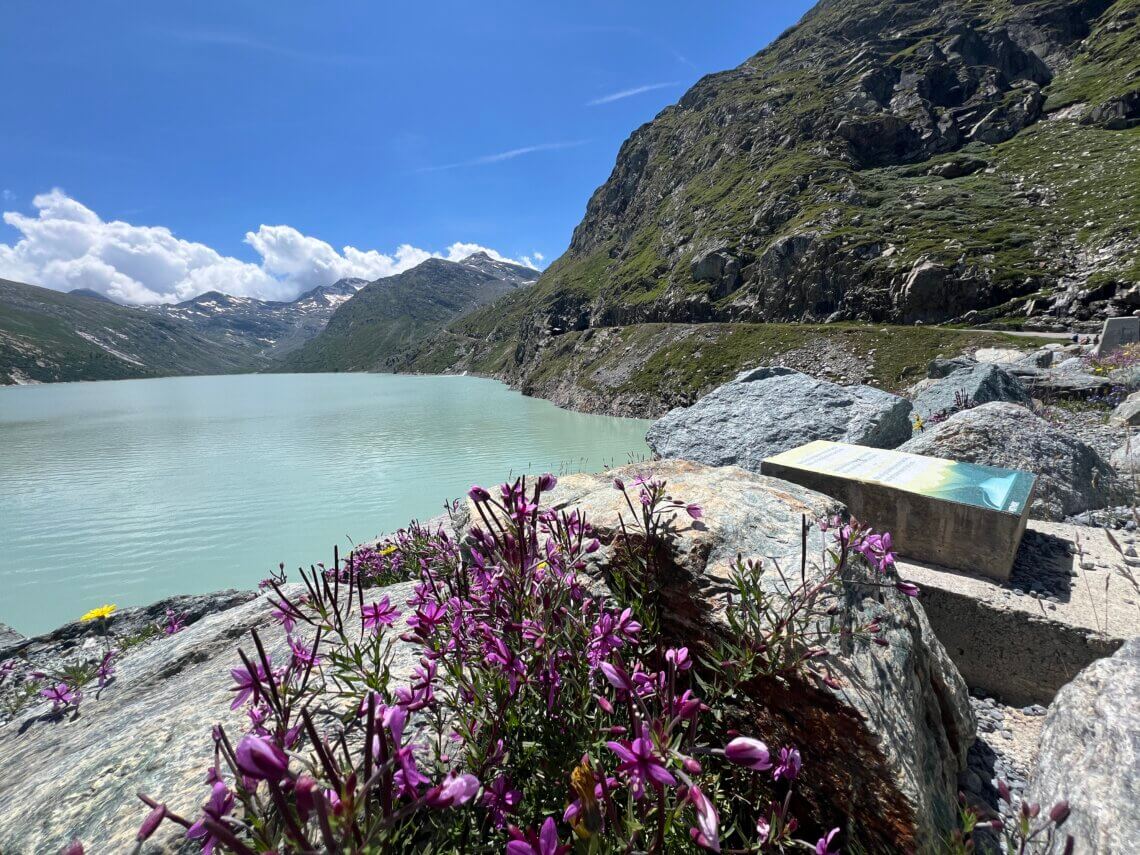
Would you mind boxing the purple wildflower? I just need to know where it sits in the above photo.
[773,746,802,782]
[41,682,79,711]
[686,504,703,520]
[425,772,481,808]
[895,580,920,597]
[537,473,558,492]
[689,785,721,852]
[506,817,569,855]
[163,608,186,635]
[229,658,269,710]
[96,649,117,687]
[270,601,296,634]
[362,596,400,633]
[606,725,676,799]
[815,828,841,855]
[468,485,491,503]
[186,781,234,855]
[483,775,522,827]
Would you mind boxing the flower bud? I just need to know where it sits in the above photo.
[1049,800,1070,826]
[235,734,290,784]
[724,736,773,771]
[136,804,165,842]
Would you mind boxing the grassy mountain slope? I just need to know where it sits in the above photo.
[0,278,266,385]
[409,0,1138,414]
[282,254,537,373]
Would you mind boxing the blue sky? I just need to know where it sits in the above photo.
[0,1,814,303]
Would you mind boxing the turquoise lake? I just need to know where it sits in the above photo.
[0,373,651,635]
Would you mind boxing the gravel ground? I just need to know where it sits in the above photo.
[961,691,1050,852]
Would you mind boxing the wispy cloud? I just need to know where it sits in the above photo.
[417,140,590,173]
[586,81,681,106]
[163,29,377,66]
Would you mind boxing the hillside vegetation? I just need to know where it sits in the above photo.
[410,0,1138,414]
[0,279,266,385]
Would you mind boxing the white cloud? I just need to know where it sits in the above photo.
[586,81,680,106]
[0,189,540,305]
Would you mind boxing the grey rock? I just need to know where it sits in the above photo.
[911,363,1031,420]
[0,623,24,655]
[901,402,1123,521]
[647,368,914,469]
[1011,367,1112,398]
[1028,638,1140,853]
[928,356,977,379]
[0,582,421,853]
[1109,397,1140,427]
[488,460,974,852]
[1110,440,1140,475]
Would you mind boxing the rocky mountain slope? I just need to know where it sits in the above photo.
[281,252,538,372]
[0,278,267,384]
[145,278,365,360]
[408,0,1138,415]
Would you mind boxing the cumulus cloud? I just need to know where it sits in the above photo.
[0,190,541,305]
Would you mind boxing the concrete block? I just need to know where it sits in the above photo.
[897,521,1139,706]
[762,441,1035,581]
[1094,316,1140,356]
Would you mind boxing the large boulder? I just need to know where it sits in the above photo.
[0,582,421,853]
[911,363,1031,420]
[901,403,1122,521]
[474,460,974,852]
[1028,638,1140,853]
[646,368,913,469]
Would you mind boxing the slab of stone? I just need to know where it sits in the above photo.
[646,367,914,470]
[1093,316,1140,357]
[1028,638,1140,853]
[901,402,1123,521]
[762,440,1034,581]
[911,362,1031,420]
[465,460,975,852]
[897,520,1139,707]
[0,582,422,854]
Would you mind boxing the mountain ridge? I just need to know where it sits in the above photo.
[280,253,539,373]
[404,0,1139,415]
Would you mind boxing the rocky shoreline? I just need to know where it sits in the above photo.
[3,337,1138,853]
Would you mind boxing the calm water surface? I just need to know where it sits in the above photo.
[0,374,650,634]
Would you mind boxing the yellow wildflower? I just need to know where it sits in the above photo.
[568,761,602,838]
[80,604,117,622]
[378,544,397,557]
[913,414,925,432]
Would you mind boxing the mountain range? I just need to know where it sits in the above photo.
[280,252,538,372]
[0,255,536,385]
[2,0,1136,405]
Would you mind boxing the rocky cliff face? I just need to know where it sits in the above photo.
[411,0,1138,414]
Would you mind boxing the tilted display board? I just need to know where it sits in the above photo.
[761,440,1035,581]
